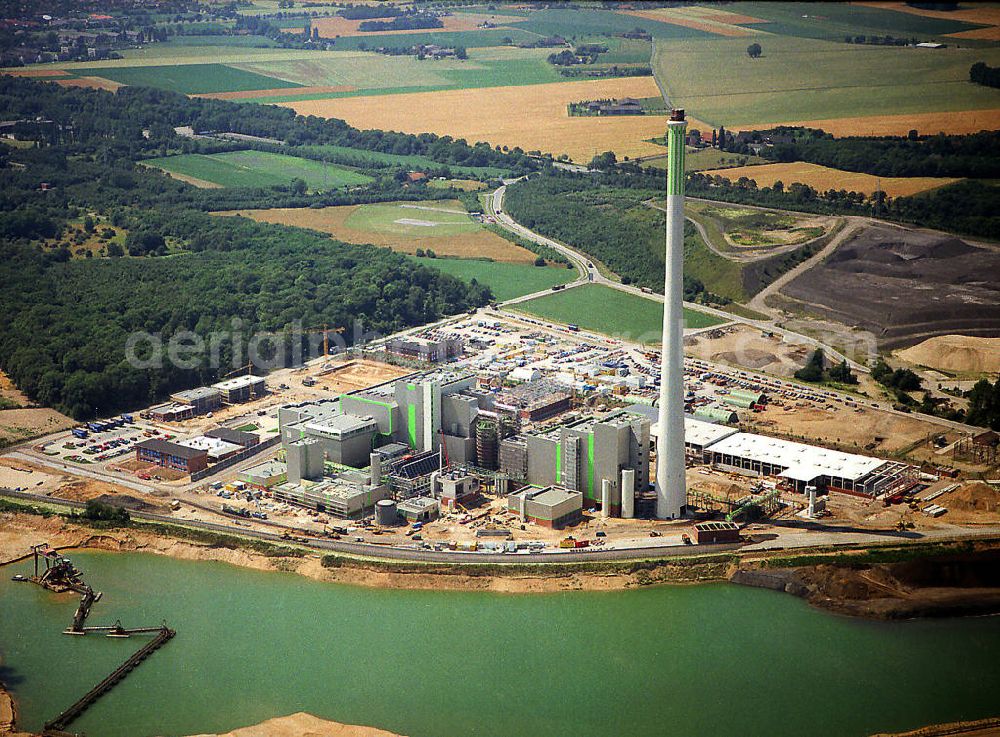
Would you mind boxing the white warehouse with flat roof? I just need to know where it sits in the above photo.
[704,432,912,497]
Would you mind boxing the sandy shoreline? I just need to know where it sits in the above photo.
[0,512,734,594]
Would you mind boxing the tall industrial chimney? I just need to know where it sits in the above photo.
[655,109,688,520]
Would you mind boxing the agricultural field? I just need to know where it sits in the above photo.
[698,162,960,197]
[325,28,542,51]
[280,76,689,162]
[142,151,373,190]
[408,257,575,302]
[621,5,767,37]
[514,284,724,344]
[309,10,526,39]
[227,47,569,102]
[70,62,296,95]
[292,145,510,178]
[505,7,715,40]
[215,201,537,262]
[734,109,1000,138]
[428,179,487,191]
[654,34,1000,131]
[721,1,993,41]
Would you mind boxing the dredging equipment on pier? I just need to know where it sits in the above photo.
[19,544,177,736]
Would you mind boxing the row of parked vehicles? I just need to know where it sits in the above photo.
[72,414,134,439]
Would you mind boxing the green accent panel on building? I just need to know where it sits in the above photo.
[667,123,686,197]
[555,441,562,485]
[587,433,595,500]
[407,403,417,448]
[351,395,395,434]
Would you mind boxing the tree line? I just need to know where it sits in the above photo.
[756,126,1000,178]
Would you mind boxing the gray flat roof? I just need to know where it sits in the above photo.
[171,386,221,401]
[136,438,206,460]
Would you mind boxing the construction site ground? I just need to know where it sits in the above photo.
[684,324,812,378]
[743,401,957,465]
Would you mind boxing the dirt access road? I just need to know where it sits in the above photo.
[747,216,867,318]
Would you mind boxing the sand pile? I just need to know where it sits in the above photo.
[186,712,404,737]
[949,482,1000,514]
[898,336,1000,374]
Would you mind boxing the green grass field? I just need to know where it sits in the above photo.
[346,202,478,237]
[322,29,541,51]
[505,7,713,40]
[145,151,373,189]
[71,62,295,94]
[157,35,281,48]
[515,284,723,343]
[655,35,1000,127]
[409,257,575,301]
[229,48,567,101]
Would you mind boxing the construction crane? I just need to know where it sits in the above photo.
[305,324,346,357]
[220,361,256,380]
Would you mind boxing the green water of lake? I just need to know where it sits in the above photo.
[1,552,999,737]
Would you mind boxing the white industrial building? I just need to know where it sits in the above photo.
[176,435,243,462]
[704,432,913,497]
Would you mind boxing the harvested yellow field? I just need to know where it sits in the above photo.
[732,108,1000,138]
[55,76,122,91]
[854,1,1000,26]
[215,205,538,262]
[279,78,701,162]
[428,178,487,191]
[685,6,769,25]
[699,162,959,197]
[897,336,1000,375]
[854,1,1000,40]
[309,11,524,38]
[947,26,1000,40]
[622,7,759,37]
[2,68,68,77]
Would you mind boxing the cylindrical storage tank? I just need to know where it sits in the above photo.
[601,479,611,518]
[621,469,635,519]
[375,499,397,527]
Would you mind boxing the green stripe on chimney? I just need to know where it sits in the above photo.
[667,123,686,197]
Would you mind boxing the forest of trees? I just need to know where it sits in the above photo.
[503,172,726,303]
[0,77,500,419]
[756,127,1000,178]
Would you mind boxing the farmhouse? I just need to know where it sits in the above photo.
[578,98,644,116]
